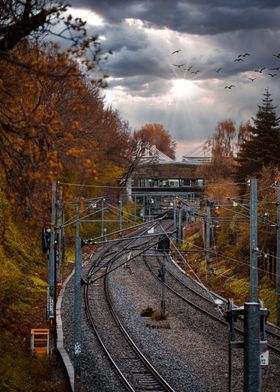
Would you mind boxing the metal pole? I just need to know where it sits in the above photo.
[119,197,123,232]
[74,204,82,391]
[160,256,166,318]
[173,197,177,227]
[61,207,66,265]
[161,281,165,318]
[277,183,280,326]
[47,182,57,321]
[186,207,189,225]
[243,302,261,392]
[205,206,211,283]
[250,179,258,302]
[56,188,63,283]
[101,198,104,240]
[178,205,182,246]
[228,301,234,392]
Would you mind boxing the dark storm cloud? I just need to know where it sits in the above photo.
[71,0,280,82]
[108,75,172,97]
[92,23,148,55]
[67,1,280,154]
[86,21,175,84]
[94,19,280,92]
[70,0,280,35]
[70,0,280,84]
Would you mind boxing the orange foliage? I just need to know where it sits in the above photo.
[0,42,130,225]
[134,123,176,159]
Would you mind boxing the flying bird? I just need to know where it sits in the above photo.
[172,49,182,54]
[273,53,280,58]
[268,73,277,77]
[255,67,265,73]
[248,77,256,82]
[238,53,250,58]
[173,63,185,68]
[187,65,194,71]
[215,67,222,73]
[225,85,235,89]
[270,67,280,71]
[191,70,200,74]
[234,58,244,62]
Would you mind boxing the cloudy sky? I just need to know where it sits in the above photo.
[69,0,280,159]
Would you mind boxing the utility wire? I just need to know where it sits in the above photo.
[59,181,124,189]
[159,223,224,313]
[189,243,278,277]
[104,201,136,223]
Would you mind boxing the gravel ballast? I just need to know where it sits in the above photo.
[61,249,280,391]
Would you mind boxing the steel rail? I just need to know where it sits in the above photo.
[144,255,280,357]
[84,228,176,391]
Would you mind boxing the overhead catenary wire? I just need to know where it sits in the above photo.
[58,178,279,272]
[159,223,224,312]
[87,227,176,283]
[104,201,136,223]
[187,242,279,278]
[90,215,166,243]
[59,181,125,189]
[61,206,109,228]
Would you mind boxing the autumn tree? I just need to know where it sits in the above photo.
[197,119,253,181]
[0,0,105,71]
[235,90,280,182]
[0,3,132,387]
[0,1,67,53]
[197,119,236,181]
[119,136,149,189]
[0,42,130,223]
[133,123,176,159]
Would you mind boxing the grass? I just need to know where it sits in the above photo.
[0,189,70,391]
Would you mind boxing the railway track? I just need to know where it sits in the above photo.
[61,219,279,390]
[143,253,280,357]
[83,223,176,391]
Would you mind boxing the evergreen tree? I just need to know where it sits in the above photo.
[235,89,280,182]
